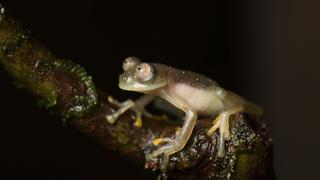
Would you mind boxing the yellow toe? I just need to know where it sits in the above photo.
[134,117,143,128]
[152,138,172,146]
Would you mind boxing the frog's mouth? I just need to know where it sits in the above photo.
[118,74,166,92]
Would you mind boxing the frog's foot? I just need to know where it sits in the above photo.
[152,127,180,146]
[132,106,156,127]
[207,113,230,158]
[152,138,173,146]
[106,99,137,124]
[146,144,175,172]
[133,111,143,128]
[147,129,183,171]
[207,107,243,158]
[207,113,231,139]
[106,98,152,128]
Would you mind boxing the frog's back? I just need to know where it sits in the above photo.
[153,63,225,115]
[154,63,218,89]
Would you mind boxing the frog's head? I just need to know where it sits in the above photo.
[119,57,167,93]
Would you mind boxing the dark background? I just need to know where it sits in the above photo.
[0,0,319,179]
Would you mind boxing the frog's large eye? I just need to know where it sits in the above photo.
[135,63,154,81]
[122,57,141,71]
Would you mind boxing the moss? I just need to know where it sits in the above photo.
[0,28,58,110]
[53,59,98,118]
[35,84,58,108]
[1,55,59,109]
[0,22,97,119]
[3,56,98,118]
[1,31,30,55]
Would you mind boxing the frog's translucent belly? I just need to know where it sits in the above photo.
[172,83,224,115]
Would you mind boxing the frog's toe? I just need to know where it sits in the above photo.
[145,149,171,172]
[106,99,135,124]
[207,114,222,136]
[106,113,119,124]
[152,137,173,146]
[223,129,231,141]
[217,132,226,157]
[160,154,170,172]
[145,143,175,172]
[133,112,143,128]
[207,112,232,158]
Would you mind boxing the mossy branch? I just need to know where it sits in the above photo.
[0,4,275,179]
[0,5,97,118]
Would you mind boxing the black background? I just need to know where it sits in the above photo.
[1,0,320,179]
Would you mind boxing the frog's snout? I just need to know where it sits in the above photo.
[120,73,127,81]
[119,73,133,86]
[120,73,131,82]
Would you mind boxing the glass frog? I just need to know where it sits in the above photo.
[106,57,263,171]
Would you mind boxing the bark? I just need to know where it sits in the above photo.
[0,4,275,179]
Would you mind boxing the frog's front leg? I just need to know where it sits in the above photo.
[147,109,197,171]
[207,106,244,157]
[106,94,155,127]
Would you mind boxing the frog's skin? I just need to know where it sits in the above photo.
[106,57,263,171]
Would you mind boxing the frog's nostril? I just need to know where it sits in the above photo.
[126,76,132,82]
[119,74,127,81]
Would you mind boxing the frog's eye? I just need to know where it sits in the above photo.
[135,63,154,81]
[122,57,141,71]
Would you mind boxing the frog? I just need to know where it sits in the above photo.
[106,57,263,171]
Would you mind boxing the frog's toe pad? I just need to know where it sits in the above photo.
[106,114,118,124]
[145,157,160,171]
[152,138,173,146]
[134,116,143,128]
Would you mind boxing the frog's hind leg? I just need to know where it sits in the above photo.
[207,106,243,158]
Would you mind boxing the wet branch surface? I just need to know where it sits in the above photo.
[0,4,275,179]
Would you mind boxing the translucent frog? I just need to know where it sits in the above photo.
[106,57,263,171]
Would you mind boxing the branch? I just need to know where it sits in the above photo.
[0,4,275,179]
